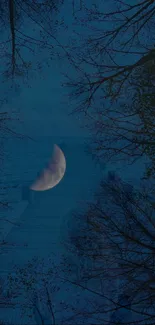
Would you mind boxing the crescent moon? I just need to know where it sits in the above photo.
[30,144,66,191]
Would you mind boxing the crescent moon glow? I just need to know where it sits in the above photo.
[30,144,66,191]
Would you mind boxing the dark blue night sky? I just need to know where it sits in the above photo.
[0,0,154,324]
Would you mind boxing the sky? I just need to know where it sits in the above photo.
[0,0,148,271]
[2,43,87,138]
[0,4,103,323]
[0,1,151,324]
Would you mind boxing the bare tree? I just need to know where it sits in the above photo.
[64,0,155,178]
[0,256,57,324]
[0,255,91,324]
[84,59,155,179]
[3,193,155,325]
[64,171,155,324]
[0,252,130,325]
[0,0,65,84]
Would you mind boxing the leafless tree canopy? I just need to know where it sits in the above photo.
[2,173,155,324]
[64,0,155,178]
[65,172,155,324]
[0,0,64,82]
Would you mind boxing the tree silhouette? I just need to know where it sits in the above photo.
[65,171,155,324]
[85,59,155,179]
[64,0,155,178]
[0,252,131,325]
[2,184,155,325]
[0,0,64,83]
[1,255,97,325]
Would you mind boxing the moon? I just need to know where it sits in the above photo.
[30,144,66,191]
